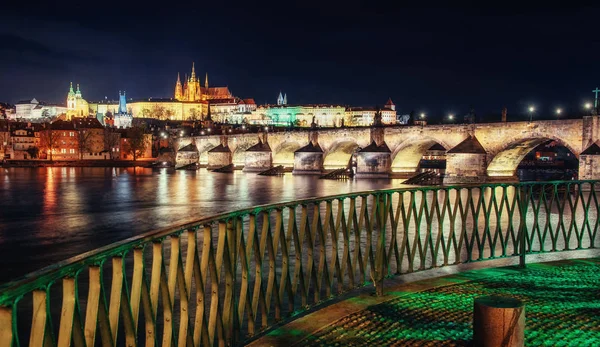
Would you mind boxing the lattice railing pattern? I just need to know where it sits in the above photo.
[0,181,598,346]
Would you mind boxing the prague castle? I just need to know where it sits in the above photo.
[174,63,232,101]
[13,63,400,127]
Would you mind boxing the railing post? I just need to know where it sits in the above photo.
[519,185,528,268]
[375,193,385,296]
[0,306,13,347]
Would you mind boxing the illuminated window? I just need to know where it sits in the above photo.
[70,149,75,154]
[61,149,66,153]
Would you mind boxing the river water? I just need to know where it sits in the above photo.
[0,167,408,284]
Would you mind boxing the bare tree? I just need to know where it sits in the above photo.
[0,131,10,158]
[165,109,174,120]
[103,128,120,159]
[76,129,93,159]
[188,108,199,121]
[127,125,148,161]
[151,105,166,120]
[39,125,59,160]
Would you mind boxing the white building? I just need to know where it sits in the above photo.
[14,98,67,121]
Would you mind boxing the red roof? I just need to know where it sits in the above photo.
[385,98,395,106]
[201,86,232,98]
[243,98,256,104]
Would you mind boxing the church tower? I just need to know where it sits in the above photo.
[175,73,183,100]
[283,93,287,105]
[67,82,76,110]
[205,73,209,89]
[277,92,284,105]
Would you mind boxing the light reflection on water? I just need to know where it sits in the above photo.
[0,167,408,284]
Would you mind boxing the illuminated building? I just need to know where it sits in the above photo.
[66,83,89,118]
[90,98,207,122]
[174,63,232,102]
[14,98,67,121]
[112,92,133,129]
[72,117,108,159]
[248,94,398,127]
[346,98,397,126]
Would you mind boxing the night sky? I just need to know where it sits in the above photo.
[2,1,600,121]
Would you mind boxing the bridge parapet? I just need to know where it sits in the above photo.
[1,181,599,345]
[174,118,589,181]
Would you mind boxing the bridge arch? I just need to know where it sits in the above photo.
[391,137,450,174]
[486,136,579,178]
[323,139,360,170]
[232,142,255,166]
[273,141,302,167]
[197,142,218,165]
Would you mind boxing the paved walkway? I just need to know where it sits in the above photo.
[249,256,600,346]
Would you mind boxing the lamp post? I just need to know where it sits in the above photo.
[556,108,562,118]
[528,106,535,123]
[448,114,454,123]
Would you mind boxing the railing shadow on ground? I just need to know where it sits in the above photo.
[0,180,598,346]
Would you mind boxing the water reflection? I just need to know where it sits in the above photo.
[0,167,408,283]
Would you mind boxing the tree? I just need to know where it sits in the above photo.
[26,146,39,159]
[188,108,199,121]
[41,109,51,122]
[0,131,10,157]
[77,129,93,159]
[39,125,59,161]
[104,128,120,159]
[165,109,174,120]
[151,105,166,120]
[141,108,151,118]
[127,125,148,161]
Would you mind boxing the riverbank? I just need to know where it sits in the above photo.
[1,159,156,168]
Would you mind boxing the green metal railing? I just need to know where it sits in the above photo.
[0,181,599,346]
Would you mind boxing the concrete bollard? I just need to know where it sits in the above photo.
[473,296,525,347]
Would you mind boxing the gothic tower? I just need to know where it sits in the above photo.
[283,93,287,105]
[205,73,209,89]
[119,91,127,114]
[277,92,284,105]
[175,73,183,100]
[187,62,197,102]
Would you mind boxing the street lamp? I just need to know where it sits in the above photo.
[585,103,592,110]
[448,114,454,122]
[420,113,426,119]
[528,106,535,122]
[556,108,562,116]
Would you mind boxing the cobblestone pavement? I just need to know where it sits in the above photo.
[304,260,600,346]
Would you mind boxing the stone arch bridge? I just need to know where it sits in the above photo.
[177,116,600,183]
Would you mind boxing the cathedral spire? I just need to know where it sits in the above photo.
[69,82,74,93]
[205,73,209,89]
[283,93,287,105]
[191,62,196,81]
[175,73,183,100]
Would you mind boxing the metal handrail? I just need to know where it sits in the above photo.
[0,180,598,346]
